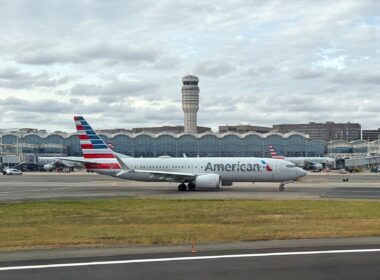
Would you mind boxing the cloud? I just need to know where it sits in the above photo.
[313,54,347,71]
[0,1,380,130]
[15,43,163,66]
[361,73,380,84]
[0,97,76,113]
[0,96,183,131]
[195,61,235,77]
[0,68,68,89]
[67,79,158,99]
[292,68,325,79]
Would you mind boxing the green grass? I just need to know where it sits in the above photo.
[1,198,380,251]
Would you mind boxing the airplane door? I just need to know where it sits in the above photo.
[273,161,279,178]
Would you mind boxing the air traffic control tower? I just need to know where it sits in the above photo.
[182,75,199,133]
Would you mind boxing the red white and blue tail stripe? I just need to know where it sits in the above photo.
[268,145,285,160]
[75,116,116,159]
[74,116,120,171]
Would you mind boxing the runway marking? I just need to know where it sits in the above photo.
[1,248,380,271]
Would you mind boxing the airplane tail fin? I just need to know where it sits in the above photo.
[268,145,285,160]
[74,116,120,171]
[74,116,116,159]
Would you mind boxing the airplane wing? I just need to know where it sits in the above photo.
[305,160,321,165]
[129,169,196,182]
[56,157,97,164]
[114,154,196,182]
[304,160,323,170]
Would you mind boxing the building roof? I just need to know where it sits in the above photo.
[0,130,310,139]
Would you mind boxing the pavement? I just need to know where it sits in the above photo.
[0,172,380,202]
[1,173,380,278]
[1,238,380,279]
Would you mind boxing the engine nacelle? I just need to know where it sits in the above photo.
[312,163,323,171]
[43,164,55,171]
[195,174,221,190]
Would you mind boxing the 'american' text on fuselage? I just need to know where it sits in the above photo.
[205,162,262,172]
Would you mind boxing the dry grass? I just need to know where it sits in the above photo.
[1,198,380,251]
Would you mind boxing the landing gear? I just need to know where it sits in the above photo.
[279,183,285,192]
[188,182,196,191]
[178,183,187,191]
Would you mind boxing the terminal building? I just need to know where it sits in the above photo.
[3,130,380,167]
[0,130,326,159]
[362,129,380,141]
[273,121,361,142]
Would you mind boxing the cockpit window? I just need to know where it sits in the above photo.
[286,164,297,168]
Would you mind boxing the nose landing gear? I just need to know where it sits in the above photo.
[279,183,285,192]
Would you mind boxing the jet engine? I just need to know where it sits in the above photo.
[43,164,55,171]
[312,163,323,172]
[194,174,221,190]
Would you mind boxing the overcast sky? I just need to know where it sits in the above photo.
[0,0,379,132]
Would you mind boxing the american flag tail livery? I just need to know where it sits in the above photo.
[268,145,285,160]
[74,116,121,171]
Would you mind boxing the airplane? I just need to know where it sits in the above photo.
[268,145,335,171]
[38,144,120,171]
[63,116,307,192]
[38,156,84,171]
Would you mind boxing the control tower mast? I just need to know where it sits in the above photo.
[182,75,199,133]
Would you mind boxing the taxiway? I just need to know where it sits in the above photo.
[0,172,379,202]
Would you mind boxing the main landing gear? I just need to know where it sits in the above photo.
[178,182,196,191]
[178,183,187,191]
[279,183,285,192]
[188,182,196,191]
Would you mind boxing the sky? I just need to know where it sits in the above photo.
[0,0,379,132]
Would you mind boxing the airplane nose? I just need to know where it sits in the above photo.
[297,168,307,178]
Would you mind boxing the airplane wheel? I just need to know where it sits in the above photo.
[178,184,187,191]
[188,183,196,191]
[279,184,285,192]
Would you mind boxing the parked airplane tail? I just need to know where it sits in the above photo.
[74,116,120,171]
[268,145,285,160]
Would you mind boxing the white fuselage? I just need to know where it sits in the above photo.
[92,157,307,183]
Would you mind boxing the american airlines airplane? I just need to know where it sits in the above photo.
[269,145,335,171]
[65,117,307,192]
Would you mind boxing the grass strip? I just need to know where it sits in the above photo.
[0,198,380,251]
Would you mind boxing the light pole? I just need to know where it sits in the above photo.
[305,139,308,157]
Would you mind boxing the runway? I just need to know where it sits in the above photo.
[0,172,380,202]
[1,244,380,279]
